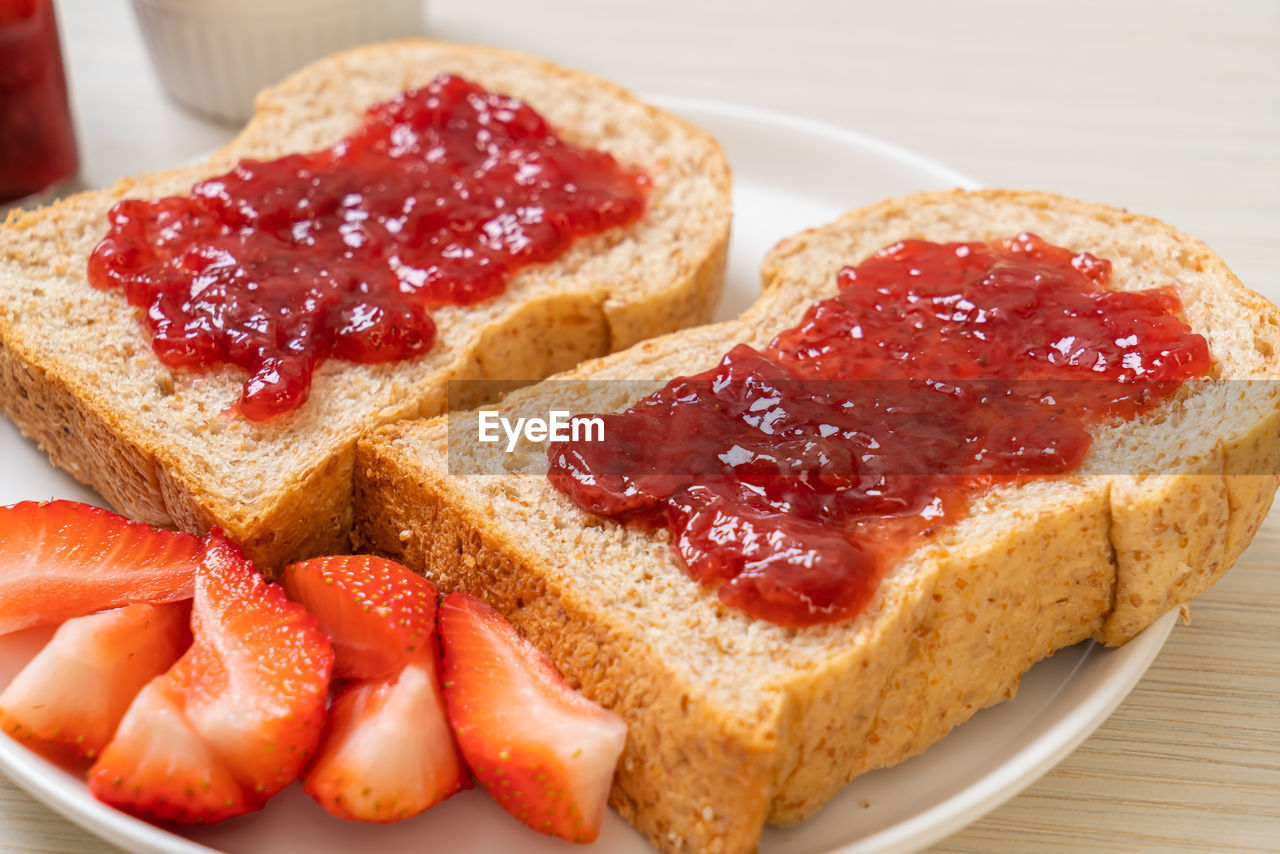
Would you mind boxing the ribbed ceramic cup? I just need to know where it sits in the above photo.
[129,0,424,124]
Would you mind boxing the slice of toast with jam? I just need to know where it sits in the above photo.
[354,189,1280,853]
[0,40,731,569]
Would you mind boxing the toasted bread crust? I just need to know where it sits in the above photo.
[0,40,731,569]
[353,189,1280,853]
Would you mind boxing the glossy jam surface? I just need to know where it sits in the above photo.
[548,235,1212,626]
[88,74,649,420]
[0,0,78,204]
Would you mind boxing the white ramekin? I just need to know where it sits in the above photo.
[129,0,424,124]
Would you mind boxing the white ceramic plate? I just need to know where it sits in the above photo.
[0,97,1176,854]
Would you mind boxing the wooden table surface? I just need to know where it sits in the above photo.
[3,0,1277,851]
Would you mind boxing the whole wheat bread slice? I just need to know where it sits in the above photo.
[353,189,1280,854]
[0,40,731,569]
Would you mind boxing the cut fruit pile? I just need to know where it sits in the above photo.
[88,535,333,823]
[283,555,468,822]
[0,500,627,842]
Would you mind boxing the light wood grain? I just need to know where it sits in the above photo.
[2,0,1277,851]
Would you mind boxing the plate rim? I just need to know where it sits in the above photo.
[829,611,1176,854]
[0,94,1172,854]
[649,94,982,194]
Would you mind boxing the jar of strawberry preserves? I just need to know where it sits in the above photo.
[0,0,78,206]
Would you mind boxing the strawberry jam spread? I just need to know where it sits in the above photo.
[547,234,1212,627]
[87,74,649,421]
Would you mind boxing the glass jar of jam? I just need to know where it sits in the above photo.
[0,0,78,206]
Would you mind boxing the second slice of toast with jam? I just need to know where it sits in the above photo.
[0,40,731,568]
[353,189,1280,854]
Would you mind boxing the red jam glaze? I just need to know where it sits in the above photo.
[87,74,649,421]
[547,234,1212,626]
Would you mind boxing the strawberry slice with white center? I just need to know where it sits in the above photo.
[438,592,627,843]
[304,662,468,821]
[0,500,203,635]
[88,678,247,824]
[89,534,333,822]
[283,555,467,821]
[0,601,190,761]
[283,554,438,680]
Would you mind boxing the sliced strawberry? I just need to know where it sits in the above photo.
[89,534,333,822]
[89,679,247,824]
[0,500,203,635]
[285,554,468,822]
[304,662,469,822]
[176,536,334,798]
[439,592,627,843]
[282,554,438,680]
[0,601,190,761]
